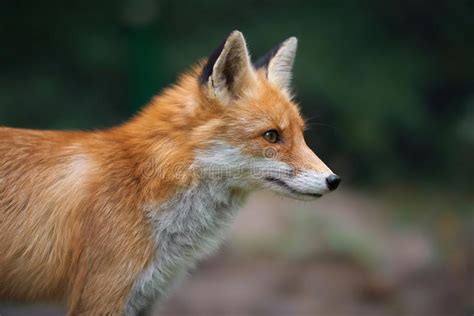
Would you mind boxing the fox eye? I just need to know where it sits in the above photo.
[263,130,280,143]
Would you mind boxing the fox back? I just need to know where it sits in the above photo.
[0,31,340,315]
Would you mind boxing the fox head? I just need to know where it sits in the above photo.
[188,31,340,200]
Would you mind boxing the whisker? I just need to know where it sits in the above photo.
[305,122,341,133]
[303,115,321,124]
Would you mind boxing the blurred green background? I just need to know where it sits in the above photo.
[0,0,473,315]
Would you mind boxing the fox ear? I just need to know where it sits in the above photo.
[199,31,255,104]
[254,37,298,94]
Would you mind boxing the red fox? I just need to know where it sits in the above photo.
[0,31,340,315]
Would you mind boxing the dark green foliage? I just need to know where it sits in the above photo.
[0,0,472,188]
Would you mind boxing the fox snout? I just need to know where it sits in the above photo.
[260,149,340,200]
[285,142,341,197]
[270,169,341,200]
[307,154,341,193]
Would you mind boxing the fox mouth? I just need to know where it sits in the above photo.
[265,176,322,198]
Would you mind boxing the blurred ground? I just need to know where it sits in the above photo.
[1,190,472,316]
[160,190,473,316]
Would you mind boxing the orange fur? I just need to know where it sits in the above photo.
[0,37,334,315]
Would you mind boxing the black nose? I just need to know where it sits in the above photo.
[326,174,341,191]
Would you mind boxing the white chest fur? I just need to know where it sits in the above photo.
[125,180,245,315]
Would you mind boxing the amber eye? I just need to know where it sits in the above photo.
[263,130,280,143]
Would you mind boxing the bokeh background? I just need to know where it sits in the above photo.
[1,0,473,315]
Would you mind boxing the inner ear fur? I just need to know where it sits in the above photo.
[199,30,255,104]
[254,37,298,94]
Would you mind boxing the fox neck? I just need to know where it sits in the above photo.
[108,79,253,313]
[127,161,248,314]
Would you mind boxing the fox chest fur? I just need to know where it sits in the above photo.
[126,178,245,314]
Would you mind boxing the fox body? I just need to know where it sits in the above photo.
[0,31,340,315]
